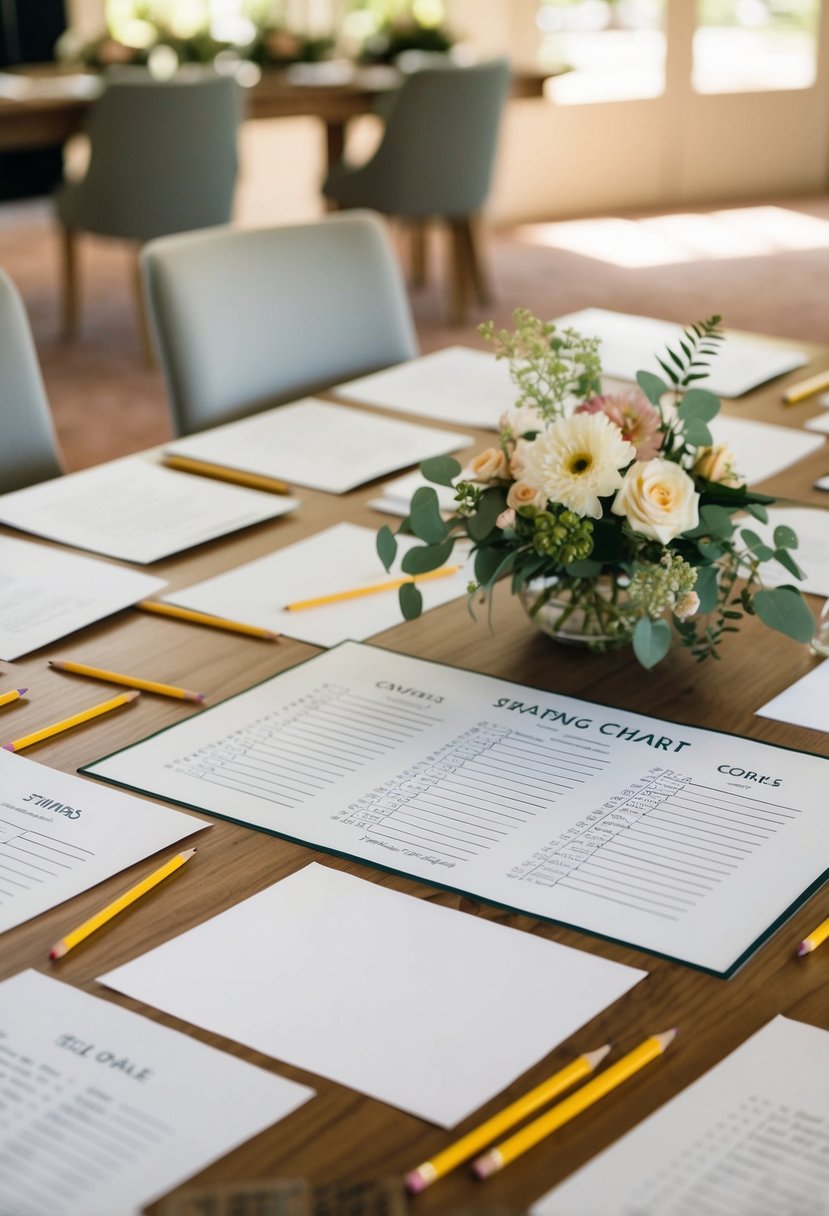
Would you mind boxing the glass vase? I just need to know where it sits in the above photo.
[519,575,638,652]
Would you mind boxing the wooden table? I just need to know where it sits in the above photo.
[1,351,828,1214]
[0,64,551,168]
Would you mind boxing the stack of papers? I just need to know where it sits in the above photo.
[99,862,646,1127]
[551,308,808,397]
[0,455,299,563]
[164,398,471,493]
[368,469,459,517]
[332,347,517,429]
[157,521,473,648]
[0,535,164,660]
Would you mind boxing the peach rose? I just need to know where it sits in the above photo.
[466,447,509,483]
[507,480,547,512]
[612,459,699,543]
[692,443,744,488]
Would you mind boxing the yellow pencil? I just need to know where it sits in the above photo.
[797,915,829,956]
[50,847,197,960]
[137,600,279,641]
[472,1030,677,1179]
[163,454,290,495]
[0,687,27,709]
[50,659,204,704]
[3,690,140,753]
[406,1045,611,1194]
[284,565,461,612]
[782,370,829,405]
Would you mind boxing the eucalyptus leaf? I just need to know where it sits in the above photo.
[376,525,397,573]
[408,486,447,544]
[467,486,508,542]
[400,538,456,575]
[632,617,671,670]
[474,546,505,586]
[773,548,805,580]
[753,588,814,643]
[773,524,798,550]
[682,419,713,447]
[694,564,719,613]
[677,388,720,423]
[399,580,423,621]
[700,505,735,540]
[636,370,668,405]
[420,455,462,487]
[740,528,774,562]
[744,502,769,524]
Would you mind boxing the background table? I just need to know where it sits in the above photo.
[1,347,827,1214]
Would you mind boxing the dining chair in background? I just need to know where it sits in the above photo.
[0,268,63,493]
[322,58,511,325]
[141,210,418,436]
[54,67,242,360]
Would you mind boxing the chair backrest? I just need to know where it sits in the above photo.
[142,211,419,436]
[0,269,63,493]
[356,58,511,217]
[64,68,242,242]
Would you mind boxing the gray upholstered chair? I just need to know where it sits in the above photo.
[322,59,511,325]
[141,210,418,436]
[0,269,63,493]
[55,67,242,357]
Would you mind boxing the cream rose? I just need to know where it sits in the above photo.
[507,480,547,512]
[693,443,744,488]
[465,447,509,482]
[612,459,699,543]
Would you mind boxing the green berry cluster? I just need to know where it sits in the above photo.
[532,508,594,565]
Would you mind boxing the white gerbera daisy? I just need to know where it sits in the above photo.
[522,412,635,518]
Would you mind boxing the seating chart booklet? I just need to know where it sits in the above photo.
[0,455,298,563]
[99,862,645,1128]
[0,536,164,660]
[332,347,516,429]
[552,308,808,398]
[158,522,473,648]
[0,750,208,934]
[531,1016,829,1216]
[164,398,471,494]
[0,970,314,1216]
[83,643,829,977]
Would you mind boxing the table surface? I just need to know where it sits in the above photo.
[1,342,828,1214]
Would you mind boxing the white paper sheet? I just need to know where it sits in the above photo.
[99,862,645,1128]
[0,456,299,564]
[368,470,459,517]
[83,642,829,976]
[551,308,808,398]
[708,415,824,484]
[756,660,829,734]
[164,398,471,493]
[0,536,165,660]
[332,347,517,430]
[531,1016,829,1216]
[749,507,829,596]
[0,970,313,1216]
[805,410,829,433]
[0,749,209,934]
[159,522,473,648]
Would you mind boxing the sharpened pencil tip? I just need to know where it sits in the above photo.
[16,688,27,696]
[2,743,14,751]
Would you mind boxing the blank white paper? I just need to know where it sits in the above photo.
[0,536,165,660]
[531,1017,829,1216]
[0,970,313,1216]
[551,308,808,398]
[805,410,829,433]
[84,642,829,976]
[332,347,517,430]
[99,862,646,1128]
[0,749,209,934]
[368,469,459,517]
[164,398,471,493]
[756,660,829,734]
[160,522,473,647]
[708,415,824,485]
[0,456,298,563]
[750,506,829,597]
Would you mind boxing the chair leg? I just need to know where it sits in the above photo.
[448,219,472,327]
[460,214,493,307]
[133,245,155,367]
[59,226,80,339]
[410,220,428,289]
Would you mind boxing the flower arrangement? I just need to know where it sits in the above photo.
[357,15,455,65]
[377,310,815,669]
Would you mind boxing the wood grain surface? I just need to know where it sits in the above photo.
[1,350,827,1214]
